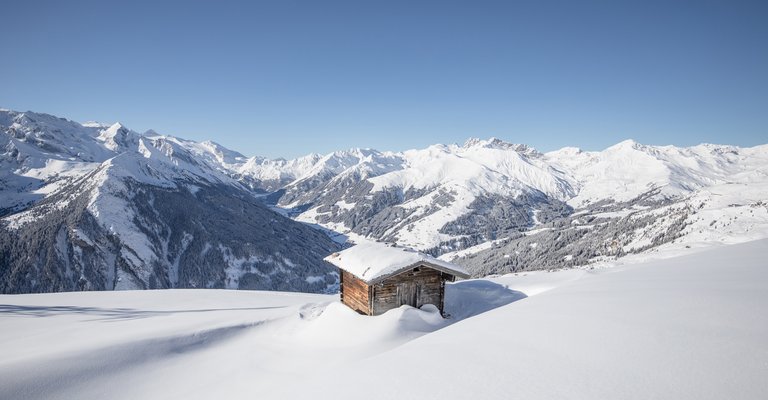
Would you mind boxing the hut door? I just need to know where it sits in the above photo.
[396,282,420,308]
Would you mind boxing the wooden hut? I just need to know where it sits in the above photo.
[325,242,470,316]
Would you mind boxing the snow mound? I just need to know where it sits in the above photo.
[0,267,536,400]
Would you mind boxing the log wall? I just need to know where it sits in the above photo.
[340,269,372,315]
[372,266,446,315]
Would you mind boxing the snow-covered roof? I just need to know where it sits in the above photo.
[325,241,470,283]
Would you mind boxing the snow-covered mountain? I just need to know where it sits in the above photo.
[2,107,767,292]
[0,109,341,293]
[232,136,768,275]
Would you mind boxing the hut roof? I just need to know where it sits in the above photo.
[325,241,470,284]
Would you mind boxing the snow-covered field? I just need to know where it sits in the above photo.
[1,239,767,399]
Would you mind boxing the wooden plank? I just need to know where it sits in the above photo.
[340,270,372,315]
[368,284,373,314]
[371,265,448,315]
[339,264,456,316]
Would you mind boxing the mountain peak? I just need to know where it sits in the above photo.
[462,137,540,156]
[608,139,642,151]
[463,137,507,148]
[97,122,134,151]
[82,121,112,129]
[100,122,129,137]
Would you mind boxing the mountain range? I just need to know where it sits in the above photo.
[2,108,767,293]
[0,110,341,293]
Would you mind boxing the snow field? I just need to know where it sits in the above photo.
[3,239,767,399]
[0,276,528,400]
[286,239,768,400]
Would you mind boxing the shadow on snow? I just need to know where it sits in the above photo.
[444,279,528,321]
[0,304,288,321]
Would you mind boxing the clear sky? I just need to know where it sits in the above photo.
[1,0,766,159]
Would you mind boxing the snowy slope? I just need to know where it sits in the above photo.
[446,177,768,276]
[1,239,765,399]
[291,238,768,400]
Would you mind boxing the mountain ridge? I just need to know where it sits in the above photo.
[2,107,767,292]
[0,108,342,294]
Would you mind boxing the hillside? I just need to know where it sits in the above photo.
[1,239,765,399]
[236,137,768,273]
[0,109,341,293]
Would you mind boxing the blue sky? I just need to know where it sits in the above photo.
[1,0,766,158]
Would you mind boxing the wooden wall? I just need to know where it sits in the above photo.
[341,265,458,316]
[340,269,372,315]
[371,266,446,315]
